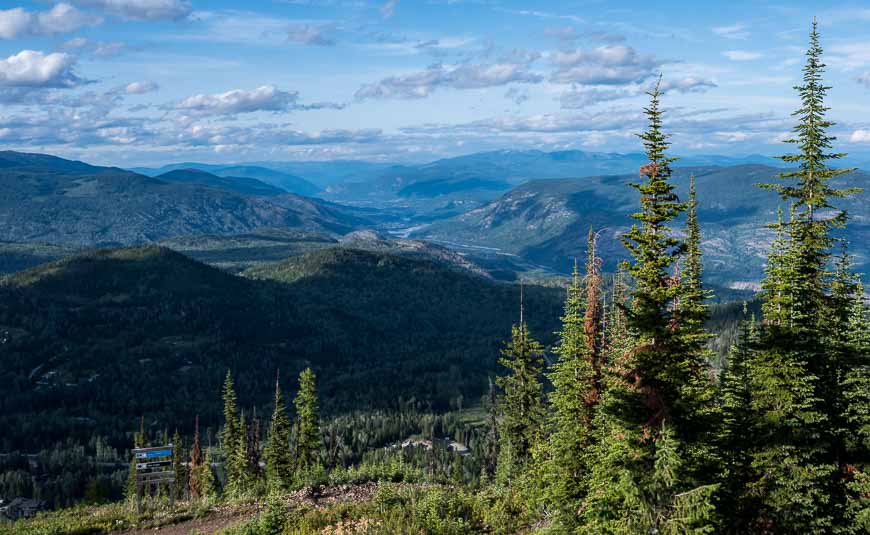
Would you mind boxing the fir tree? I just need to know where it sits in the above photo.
[742,20,865,532]
[715,304,757,528]
[482,377,499,480]
[221,370,241,491]
[264,374,293,493]
[226,412,252,497]
[171,430,187,501]
[682,175,710,342]
[293,368,323,475]
[199,447,216,500]
[544,229,604,527]
[189,416,204,500]
[247,409,264,487]
[581,78,716,532]
[496,287,546,483]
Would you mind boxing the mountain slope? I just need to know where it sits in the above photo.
[0,152,367,246]
[416,165,870,287]
[0,246,563,449]
[156,168,288,196]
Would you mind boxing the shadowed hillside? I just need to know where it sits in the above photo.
[0,246,563,450]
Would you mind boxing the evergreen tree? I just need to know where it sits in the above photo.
[581,78,716,532]
[482,377,499,480]
[715,304,757,528]
[264,374,293,493]
[189,416,205,500]
[226,412,252,497]
[171,430,187,501]
[741,20,865,532]
[544,229,604,528]
[221,370,241,491]
[199,447,216,500]
[293,368,323,475]
[495,288,546,483]
[682,175,711,342]
[125,417,147,502]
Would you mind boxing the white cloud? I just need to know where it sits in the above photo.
[850,129,870,143]
[173,85,341,116]
[61,37,130,58]
[355,60,543,99]
[288,24,336,46]
[714,131,749,142]
[559,77,716,109]
[658,77,717,93]
[380,0,400,19]
[0,3,100,39]
[505,87,530,105]
[722,50,763,61]
[78,0,191,21]
[712,23,749,40]
[0,50,84,88]
[176,86,299,115]
[549,44,660,85]
[125,81,158,94]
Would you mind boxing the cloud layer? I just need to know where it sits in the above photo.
[0,3,100,39]
[79,0,192,21]
[0,50,84,88]
[355,59,543,99]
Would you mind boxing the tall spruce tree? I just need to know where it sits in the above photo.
[227,412,252,497]
[741,20,866,532]
[171,430,186,501]
[682,175,710,342]
[495,287,546,484]
[293,368,322,475]
[189,416,205,500]
[221,370,241,491]
[544,229,604,528]
[715,305,757,528]
[264,374,293,493]
[581,78,716,532]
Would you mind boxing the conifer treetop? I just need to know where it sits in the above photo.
[762,19,859,221]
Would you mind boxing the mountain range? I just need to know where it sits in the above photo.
[414,164,870,288]
[2,150,868,287]
[0,151,367,247]
[132,150,783,205]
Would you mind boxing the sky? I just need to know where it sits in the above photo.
[1,0,870,166]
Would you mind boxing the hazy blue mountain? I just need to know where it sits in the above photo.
[131,150,784,206]
[209,165,319,195]
[0,152,370,246]
[134,163,319,195]
[415,164,869,289]
[156,168,288,196]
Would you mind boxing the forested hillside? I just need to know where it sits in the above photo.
[0,153,369,246]
[0,246,563,450]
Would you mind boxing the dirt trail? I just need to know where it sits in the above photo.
[113,483,382,535]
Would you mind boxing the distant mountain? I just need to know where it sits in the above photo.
[132,161,390,190]
[0,151,369,247]
[156,168,288,196]
[209,165,319,196]
[131,150,785,207]
[0,245,563,448]
[415,164,870,288]
[245,160,396,188]
[135,163,319,196]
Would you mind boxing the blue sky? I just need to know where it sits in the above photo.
[1,0,869,166]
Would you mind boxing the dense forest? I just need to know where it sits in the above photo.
[3,22,869,534]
